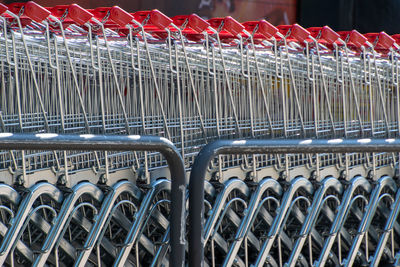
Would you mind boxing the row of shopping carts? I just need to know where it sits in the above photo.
[0,1,399,266]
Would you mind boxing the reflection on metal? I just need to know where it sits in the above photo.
[189,139,400,267]
[315,176,372,267]
[0,133,185,266]
[1,2,400,265]
[0,146,398,265]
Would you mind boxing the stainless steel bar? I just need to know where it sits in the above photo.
[0,133,186,267]
[189,138,400,267]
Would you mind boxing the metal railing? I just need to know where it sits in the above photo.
[0,133,186,267]
[188,138,400,266]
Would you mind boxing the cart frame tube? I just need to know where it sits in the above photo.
[189,138,400,267]
[0,133,186,267]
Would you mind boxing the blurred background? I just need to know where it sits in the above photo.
[1,0,399,34]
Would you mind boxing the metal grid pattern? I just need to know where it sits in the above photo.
[0,1,399,266]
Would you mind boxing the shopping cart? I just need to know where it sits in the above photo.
[0,1,399,266]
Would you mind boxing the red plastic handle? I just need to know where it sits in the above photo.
[150,9,172,29]
[172,15,188,27]
[91,7,111,21]
[0,3,8,15]
[68,4,93,25]
[188,13,209,33]
[6,3,25,15]
[307,27,322,38]
[132,11,151,24]
[290,24,310,42]
[242,21,258,32]
[277,25,291,37]
[258,20,278,38]
[207,18,224,30]
[24,1,50,23]
[347,30,368,47]
[392,34,400,45]
[47,5,69,18]
[0,3,7,15]
[320,26,340,44]
[109,6,133,27]
[223,16,244,36]
[376,31,395,49]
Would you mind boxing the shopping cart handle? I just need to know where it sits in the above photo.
[376,31,396,50]
[24,1,51,23]
[172,14,209,33]
[109,6,134,27]
[321,26,340,44]
[68,4,93,25]
[172,15,188,27]
[258,20,278,38]
[188,14,209,33]
[223,16,244,36]
[46,5,69,18]
[0,3,8,15]
[347,30,368,48]
[290,23,310,42]
[90,7,110,21]
[150,9,172,30]
[308,26,340,45]
[393,33,400,44]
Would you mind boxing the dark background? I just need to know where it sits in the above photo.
[2,0,400,34]
[299,0,400,34]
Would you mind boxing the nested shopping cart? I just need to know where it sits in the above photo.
[0,1,399,266]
